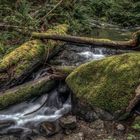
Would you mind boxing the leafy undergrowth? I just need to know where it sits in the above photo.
[0,0,140,57]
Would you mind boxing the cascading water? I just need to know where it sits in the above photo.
[0,46,120,137]
[0,83,71,136]
[0,26,137,138]
[77,48,105,60]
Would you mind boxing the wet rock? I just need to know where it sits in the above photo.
[40,121,60,137]
[0,136,18,140]
[0,120,15,130]
[57,84,69,94]
[50,44,92,66]
[89,119,104,130]
[7,127,24,135]
[116,124,125,131]
[64,132,84,140]
[94,108,114,121]
[72,99,98,122]
[83,111,98,122]
[44,107,56,115]
[59,115,77,130]
[57,83,70,104]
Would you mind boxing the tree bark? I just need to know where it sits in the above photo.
[32,30,140,50]
[0,74,66,110]
[0,24,68,90]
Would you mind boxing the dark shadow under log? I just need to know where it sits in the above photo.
[32,30,140,50]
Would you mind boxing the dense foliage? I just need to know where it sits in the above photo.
[0,0,139,56]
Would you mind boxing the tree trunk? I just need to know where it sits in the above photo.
[32,30,140,50]
[0,24,68,90]
[0,74,66,110]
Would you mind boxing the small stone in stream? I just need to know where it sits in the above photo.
[84,111,98,122]
[59,115,77,130]
[0,120,15,129]
[40,121,60,137]
[116,124,125,131]
[64,132,84,140]
[44,107,56,115]
[7,127,24,135]
[57,84,69,94]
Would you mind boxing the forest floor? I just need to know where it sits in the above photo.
[0,1,140,140]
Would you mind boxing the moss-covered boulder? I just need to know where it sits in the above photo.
[66,53,140,119]
[0,24,68,89]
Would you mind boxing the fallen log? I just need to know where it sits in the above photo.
[0,74,66,110]
[0,24,68,90]
[51,65,76,76]
[32,30,140,50]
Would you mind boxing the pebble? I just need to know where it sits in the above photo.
[59,115,77,130]
[64,132,84,140]
[40,121,60,137]
[116,124,125,131]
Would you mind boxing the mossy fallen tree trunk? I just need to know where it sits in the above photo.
[0,74,66,110]
[0,24,68,90]
[32,30,140,50]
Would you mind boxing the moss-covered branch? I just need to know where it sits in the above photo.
[0,24,68,89]
[32,30,140,50]
[0,75,56,110]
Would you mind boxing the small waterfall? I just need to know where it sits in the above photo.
[77,47,105,60]
[0,88,71,135]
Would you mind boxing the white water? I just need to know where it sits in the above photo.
[0,90,71,134]
[77,48,105,60]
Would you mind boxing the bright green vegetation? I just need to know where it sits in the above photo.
[0,76,55,109]
[131,116,140,131]
[0,0,139,52]
[66,53,140,113]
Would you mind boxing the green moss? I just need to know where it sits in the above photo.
[131,116,140,131]
[0,76,55,109]
[66,53,140,113]
[0,24,68,85]
[0,39,45,71]
[55,66,76,75]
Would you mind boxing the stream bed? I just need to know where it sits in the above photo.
[0,26,139,139]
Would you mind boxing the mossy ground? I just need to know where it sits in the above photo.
[66,53,140,113]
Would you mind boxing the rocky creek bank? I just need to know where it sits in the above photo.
[0,24,140,140]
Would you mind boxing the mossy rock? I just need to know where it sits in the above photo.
[66,53,140,119]
[0,24,68,88]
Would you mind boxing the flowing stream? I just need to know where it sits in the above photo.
[0,25,137,137]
